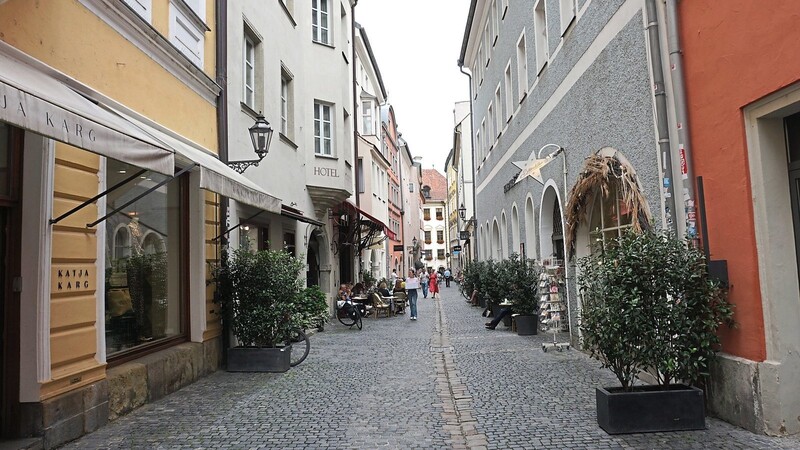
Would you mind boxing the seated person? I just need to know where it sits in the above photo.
[352,282,365,296]
[485,306,512,330]
[377,281,392,298]
[393,279,405,294]
[337,284,366,317]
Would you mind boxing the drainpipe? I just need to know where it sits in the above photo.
[351,1,363,282]
[665,0,697,240]
[457,63,478,262]
[645,0,678,233]
[215,0,230,366]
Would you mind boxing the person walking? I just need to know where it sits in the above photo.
[420,269,430,298]
[444,268,451,287]
[405,269,420,320]
[429,269,440,299]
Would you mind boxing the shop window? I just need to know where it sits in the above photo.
[105,159,185,357]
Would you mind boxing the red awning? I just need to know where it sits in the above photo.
[343,201,396,240]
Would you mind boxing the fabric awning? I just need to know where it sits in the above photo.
[345,200,394,240]
[0,45,174,175]
[117,111,282,214]
[281,204,324,227]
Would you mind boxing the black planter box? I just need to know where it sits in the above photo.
[515,315,538,335]
[596,384,705,434]
[227,346,291,373]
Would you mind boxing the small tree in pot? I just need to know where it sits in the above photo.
[578,230,734,434]
[214,246,307,372]
[505,254,542,335]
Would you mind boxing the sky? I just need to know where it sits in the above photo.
[356,0,472,173]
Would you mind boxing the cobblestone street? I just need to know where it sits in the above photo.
[64,287,800,450]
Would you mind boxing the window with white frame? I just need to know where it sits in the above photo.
[243,34,256,109]
[484,23,491,66]
[314,102,332,155]
[477,43,484,85]
[487,103,494,147]
[169,1,205,66]
[534,0,548,73]
[280,68,293,137]
[491,0,499,45]
[182,0,205,20]
[588,182,634,252]
[123,0,152,22]
[494,85,502,137]
[504,62,513,122]
[481,119,487,157]
[516,33,528,102]
[361,100,374,135]
[312,0,330,45]
[559,0,576,36]
[500,0,509,20]
[476,129,482,161]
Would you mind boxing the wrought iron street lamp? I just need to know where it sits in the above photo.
[458,203,467,220]
[227,113,274,174]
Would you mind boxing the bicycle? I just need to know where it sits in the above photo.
[287,327,310,367]
[336,299,363,330]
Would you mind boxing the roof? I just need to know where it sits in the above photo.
[421,169,448,201]
[354,23,388,99]
[458,0,479,66]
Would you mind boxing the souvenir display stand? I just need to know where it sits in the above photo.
[538,262,570,352]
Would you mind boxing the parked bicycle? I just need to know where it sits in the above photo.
[287,327,310,367]
[336,298,363,330]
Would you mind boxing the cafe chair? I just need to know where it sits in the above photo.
[370,292,391,318]
[392,291,407,315]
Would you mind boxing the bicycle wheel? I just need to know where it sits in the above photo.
[337,306,358,327]
[288,329,310,367]
[354,310,362,330]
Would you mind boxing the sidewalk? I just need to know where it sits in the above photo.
[62,286,800,449]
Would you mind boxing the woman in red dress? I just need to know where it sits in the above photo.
[428,269,439,299]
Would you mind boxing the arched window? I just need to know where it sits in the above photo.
[492,219,501,260]
[588,182,634,251]
[422,185,431,199]
[113,226,131,260]
[511,205,520,256]
[143,232,165,255]
[525,197,536,258]
[500,212,507,259]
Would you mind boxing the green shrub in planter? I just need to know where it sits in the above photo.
[504,254,542,316]
[214,247,306,348]
[578,230,734,390]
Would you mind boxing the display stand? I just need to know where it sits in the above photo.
[538,262,570,352]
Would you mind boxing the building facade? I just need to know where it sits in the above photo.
[421,169,449,272]
[400,140,424,273]
[444,151,461,273]
[382,105,404,276]
[453,101,476,264]
[0,0,281,445]
[677,0,800,436]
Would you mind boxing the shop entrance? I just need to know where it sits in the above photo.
[0,123,21,438]
[786,112,800,283]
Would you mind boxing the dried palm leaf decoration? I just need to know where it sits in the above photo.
[565,154,651,258]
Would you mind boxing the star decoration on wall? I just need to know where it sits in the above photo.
[512,152,558,185]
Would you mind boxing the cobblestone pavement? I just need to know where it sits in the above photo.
[64,287,800,449]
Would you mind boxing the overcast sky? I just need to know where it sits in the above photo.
[356,0,472,172]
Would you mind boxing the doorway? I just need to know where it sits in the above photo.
[0,123,22,438]
[786,112,800,282]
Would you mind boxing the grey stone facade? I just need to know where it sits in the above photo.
[463,0,663,342]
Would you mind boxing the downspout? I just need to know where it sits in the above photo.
[458,63,478,262]
[398,143,405,275]
[645,0,678,233]
[214,0,230,365]
[665,0,697,240]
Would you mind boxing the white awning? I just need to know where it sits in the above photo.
[116,111,282,214]
[0,45,175,175]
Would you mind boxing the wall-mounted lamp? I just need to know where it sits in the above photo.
[458,203,467,220]
[227,113,274,174]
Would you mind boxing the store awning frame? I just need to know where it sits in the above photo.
[281,204,324,227]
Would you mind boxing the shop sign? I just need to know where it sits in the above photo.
[51,265,95,293]
[452,245,462,252]
[393,244,404,251]
[459,231,470,240]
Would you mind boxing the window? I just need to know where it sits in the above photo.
[357,159,364,193]
[422,186,431,199]
[123,0,152,22]
[477,43,484,85]
[361,100,374,135]
[284,232,296,256]
[500,0,509,20]
[312,0,330,45]
[491,0,499,45]
[436,208,443,221]
[437,230,444,244]
[476,129,482,161]
[481,119,487,157]
[437,249,445,260]
[559,0,576,36]
[516,33,528,102]
[425,249,433,260]
[182,0,204,20]
[494,86,502,137]
[588,183,634,252]
[408,182,414,193]
[169,1,205,67]
[534,0,548,73]
[425,230,432,244]
[424,208,431,221]
[314,102,332,155]
[505,63,513,122]
[104,159,185,356]
[487,103,494,146]
[243,35,256,109]
[281,68,293,137]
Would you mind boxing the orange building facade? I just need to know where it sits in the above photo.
[680,0,800,435]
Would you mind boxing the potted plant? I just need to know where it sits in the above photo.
[506,255,542,336]
[578,230,734,434]
[214,246,307,373]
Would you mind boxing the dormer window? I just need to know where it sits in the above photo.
[422,185,431,199]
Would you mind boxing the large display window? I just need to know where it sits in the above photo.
[104,159,185,356]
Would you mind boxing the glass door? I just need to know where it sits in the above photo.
[785,112,800,282]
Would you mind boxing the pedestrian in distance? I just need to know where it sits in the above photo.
[420,269,430,298]
[429,269,440,299]
[444,268,451,287]
[389,269,398,288]
[405,269,420,320]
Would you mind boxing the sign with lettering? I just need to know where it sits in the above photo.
[313,167,339,177]
[452,245,462,252]
[459,231,470,240]
[51,266,95,293]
